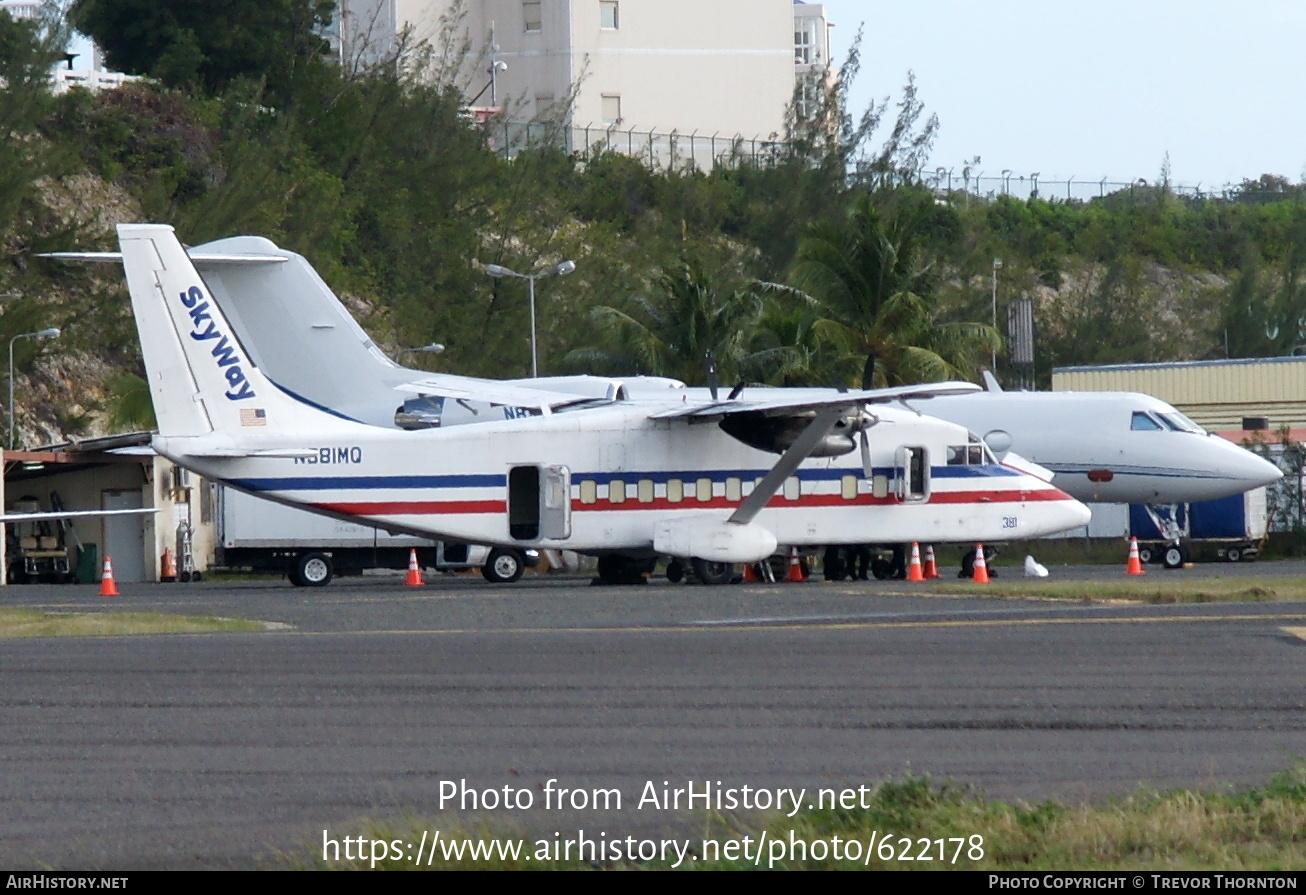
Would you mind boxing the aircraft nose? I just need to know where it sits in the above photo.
[1217,438,1282,489]
[1062,497,1092,530]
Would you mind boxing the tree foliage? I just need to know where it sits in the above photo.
[69,0,334,103]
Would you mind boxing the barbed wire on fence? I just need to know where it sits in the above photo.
[488,119,1304,205]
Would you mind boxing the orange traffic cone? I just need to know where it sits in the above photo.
[786,547,806,582]
[99,556,119,597]
[160,548,176,583]
[971,545,990,584]
[405,549,423,586]
[1126,537,1145,576]
[906,542,925,582]
[743,561,760,582]
[923,545,940,579]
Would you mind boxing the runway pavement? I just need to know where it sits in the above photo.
[1,562,1304,868]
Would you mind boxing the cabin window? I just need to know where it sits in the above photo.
[872,474,889,498]
[784,476,800,501]
[579,479,597,504]
[725,477,742,502]
[638,479,654,503]
[609,478,625,504]
[667,478,683,503]
[696,477,713,502]
[841,475,858,500]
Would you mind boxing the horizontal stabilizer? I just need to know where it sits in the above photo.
[42,251,287,266]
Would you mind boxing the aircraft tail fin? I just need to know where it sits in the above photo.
[117,224,349,439]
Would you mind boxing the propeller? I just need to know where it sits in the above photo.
[860,353,877,390]
[727,382,746,400]
[705,351,719,401]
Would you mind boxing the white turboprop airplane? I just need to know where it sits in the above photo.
[51,233,1276,510]
[101,223,1090,584]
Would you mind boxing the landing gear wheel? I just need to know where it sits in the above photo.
[665,559,685,583]
[1162,545,1186,570]
[294,552,333,587]
[690,558,734,586]
[482,548,525,583]
[179,571,192,583]
[191,571,203,582]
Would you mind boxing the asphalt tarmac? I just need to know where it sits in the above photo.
[1,561,1304,868]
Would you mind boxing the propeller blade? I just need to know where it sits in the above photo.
[860,354,877,390]
[859,427,873,478]
[727,382,745,400]
[706,351,719,401]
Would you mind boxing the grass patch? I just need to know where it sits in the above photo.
[0,608,265,638]
[931,577,1302,604]
[298,767,1306,870]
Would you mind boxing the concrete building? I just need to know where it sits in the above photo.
[338,0,833,163]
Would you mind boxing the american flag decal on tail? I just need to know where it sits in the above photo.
[240,408,267,427]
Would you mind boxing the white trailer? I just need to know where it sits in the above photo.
[215,486,534,586]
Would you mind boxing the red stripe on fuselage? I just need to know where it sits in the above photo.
[304,487,1073,518]
[313,500,507,515]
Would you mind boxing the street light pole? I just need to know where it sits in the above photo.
[991,258,1002,374]
[483,260,576,378]
[8,327,60,449]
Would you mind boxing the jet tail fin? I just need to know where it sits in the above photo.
[981,370,1004,393]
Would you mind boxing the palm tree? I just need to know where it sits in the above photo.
[564,258,762,385]
[789,189,999,386]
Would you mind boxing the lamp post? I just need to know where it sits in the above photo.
[482,260,576,378]
[991,259,1002,373]
[9,327,60,449]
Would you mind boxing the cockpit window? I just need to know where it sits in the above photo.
[1130,412,1164,431]
[1158,411,1204,434]
[947,436,997,466]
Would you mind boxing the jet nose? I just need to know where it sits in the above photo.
[1216,438,1283,490]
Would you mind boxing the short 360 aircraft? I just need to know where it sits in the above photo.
[103,224,1090,584]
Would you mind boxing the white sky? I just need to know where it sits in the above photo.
[814,0,1306,189]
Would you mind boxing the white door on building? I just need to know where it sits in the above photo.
[102,490,146,582]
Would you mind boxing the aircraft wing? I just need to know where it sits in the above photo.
[393,376,589,410]
[0,508,158,523]
[648,381,982,420]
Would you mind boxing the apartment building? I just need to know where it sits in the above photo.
[339,0,833,146]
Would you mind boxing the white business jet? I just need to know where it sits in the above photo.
[104,224,1089,584]
[921,373,1280,505]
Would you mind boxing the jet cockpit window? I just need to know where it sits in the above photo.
[1158,411,1204,434]
[1130,412,1164,431]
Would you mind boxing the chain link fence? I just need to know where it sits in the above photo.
[488,119,1299,205]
